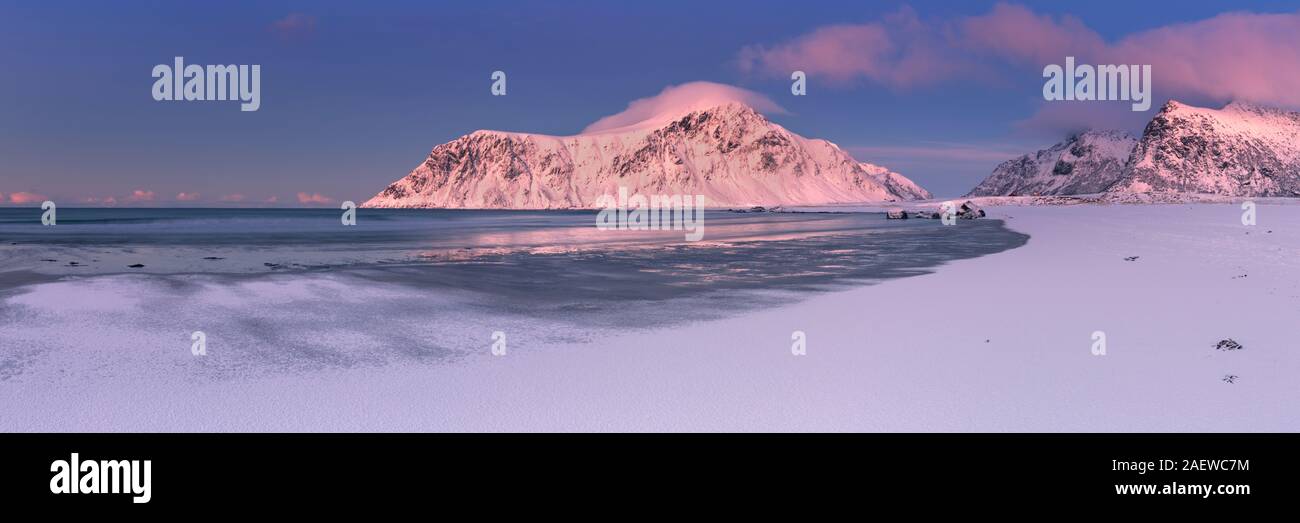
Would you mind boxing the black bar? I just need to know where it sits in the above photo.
[1,433,1292,511]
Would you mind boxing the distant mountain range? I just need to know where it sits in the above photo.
[969,100,1300,198]
[363,102,930,209]
[967,130,1135,197]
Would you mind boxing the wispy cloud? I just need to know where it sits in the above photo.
[738,3,1300,109]
[296,192,334,205]
[1011,101,1156,137]
[219,193,247,203]
[270,13,318,41]
[959,4,1105,67]
[968,4,1300,109]
[81,196,118,206]
[9,191,48,204]
[176,192,201,202]
[582,81,786,133]
[738,6,965,88]
[125,189,156,202]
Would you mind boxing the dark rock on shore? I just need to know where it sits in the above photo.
[1214,339,1243,351]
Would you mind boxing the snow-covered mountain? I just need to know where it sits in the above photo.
[363,102,930,209]
[859,162,932,201]
[966,131,1136,197]
[968,101,1300,198]
[1110,101,1300,197]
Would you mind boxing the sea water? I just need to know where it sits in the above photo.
[0,208,1027,381]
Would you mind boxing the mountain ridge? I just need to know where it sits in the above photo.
[968,100,1300,198]
[966,130,1135,197]
[363,102,930,209]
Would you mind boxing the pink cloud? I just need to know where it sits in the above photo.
[125,189,156,202]
[219,193,247,202]
[265,196,280,204]
[9,191,47,204]
[582,81,786,133]
[82,196,119,206]
[960,4,1105,66]
[738,6,965,88]
[296,192,334,205]
[270,13,317,40]
[967,4,1300,108]
[738,3,1300,109]
[176,192,201,201]
[1012,101,1157,137]
[1110,11,1300,108]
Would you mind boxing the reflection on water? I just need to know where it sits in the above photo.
[0,208,1028,307]
[0,208,1030,376]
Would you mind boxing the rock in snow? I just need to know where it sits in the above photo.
[969,100,1300,198]
[363,102,931,209]
[1214,339,1244,351]
[958,201,985,219]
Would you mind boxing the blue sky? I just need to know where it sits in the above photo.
[2,0,1298,203]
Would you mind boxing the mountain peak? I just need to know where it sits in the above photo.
[966,130,1136,197]
[971,98,1300,198]
[582,100,771,136]
[1223,100,1300,119]
[1161,99,1185,110]
[1116,99,1300,196]
[364,90,929,209]
[580,81,785,134]
[1225,100,1265,111]
[1157,99,1300,121]
[691,101,764,120]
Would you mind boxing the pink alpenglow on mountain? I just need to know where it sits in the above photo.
[363,85,930,209]
[968,100,1300,199]
[1115,100,1300,197]
[966,130,1136,197]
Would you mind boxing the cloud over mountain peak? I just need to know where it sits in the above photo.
[582,81,787,134]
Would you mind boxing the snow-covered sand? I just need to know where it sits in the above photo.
[2,204,1296,431]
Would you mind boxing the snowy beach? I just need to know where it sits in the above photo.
[1,204,1296,431]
